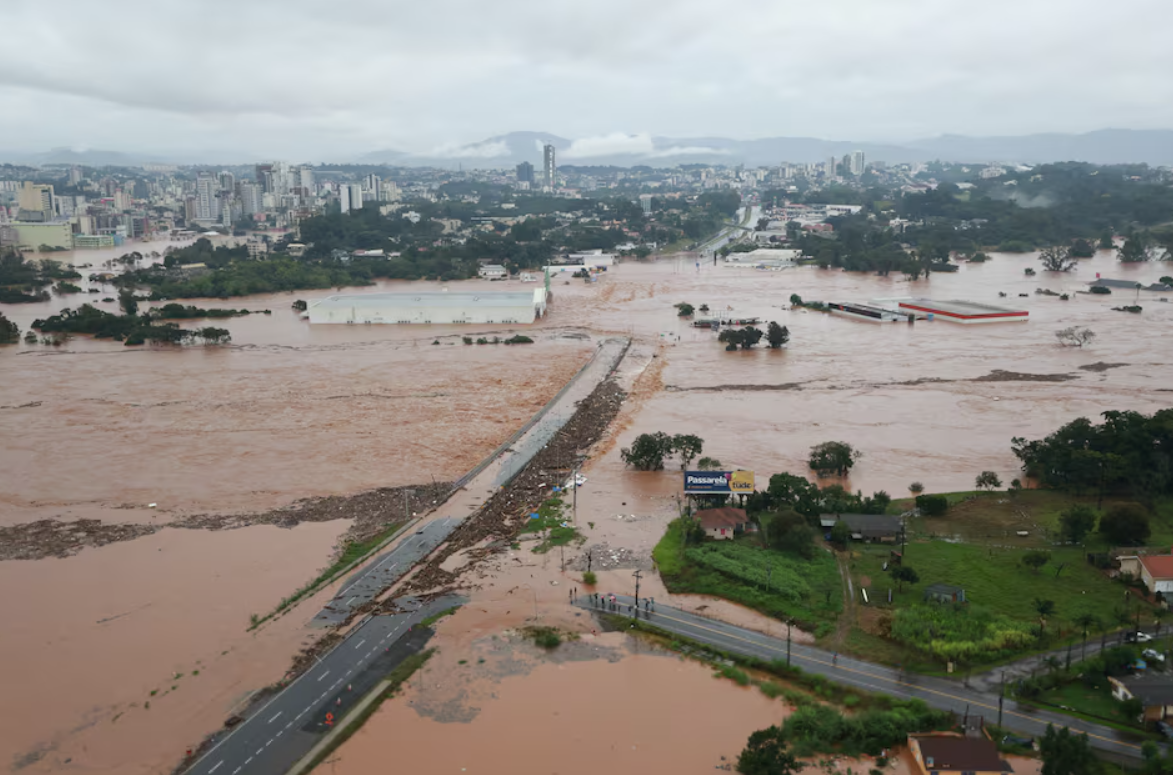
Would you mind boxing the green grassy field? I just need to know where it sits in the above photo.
[520,496,580,553]
[654,519,842,636]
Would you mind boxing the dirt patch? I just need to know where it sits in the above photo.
[0,482,450,562]
[566,542,651,572]
[1079,362,1129,372]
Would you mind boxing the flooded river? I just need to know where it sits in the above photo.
[2,242,1170,772]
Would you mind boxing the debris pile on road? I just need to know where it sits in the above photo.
[1,482,450,562]
[399,376,627,597]
[566,542,651,571]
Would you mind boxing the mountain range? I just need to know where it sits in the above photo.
[4,129,1172,168]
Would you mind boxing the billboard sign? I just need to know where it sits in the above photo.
[683,470,755,494]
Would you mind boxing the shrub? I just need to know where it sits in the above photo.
[1099,503,1151,545]
[915,494,948,517]
[1089,285,1112,295]
[504,334,534,344]
[462,336,473,344]
[582,571,597,586]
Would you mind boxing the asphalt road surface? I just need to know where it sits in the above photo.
[312,516,458,626]
[581,595,1154,762]
[185,596,457,775]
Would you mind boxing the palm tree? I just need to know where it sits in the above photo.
[1074,613,1099,661]
[1043,655,1063,674]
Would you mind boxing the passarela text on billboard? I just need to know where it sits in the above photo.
[683,470,755,494]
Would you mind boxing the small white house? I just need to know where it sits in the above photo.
[478,264,508,280]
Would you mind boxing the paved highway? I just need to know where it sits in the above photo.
[312,516,458,625]
[185,597,456,775]
[581,595,1152,761]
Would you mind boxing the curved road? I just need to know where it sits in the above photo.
[580,595,1153,761]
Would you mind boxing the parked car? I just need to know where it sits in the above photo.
[1002,734,1035,749]
[1157,721,1173,740]
[1144,648,1166,663]
[1126,632,1154,643]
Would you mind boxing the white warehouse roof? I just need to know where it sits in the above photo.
[311,291,535,309]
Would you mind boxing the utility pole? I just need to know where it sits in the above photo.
[633,569,643,614]
[572,464,578,524]
[786,619,792,667]
[997,671,1005,728]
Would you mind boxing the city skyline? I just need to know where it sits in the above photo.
[2,0,1172,159]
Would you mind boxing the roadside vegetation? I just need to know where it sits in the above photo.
[520,496,581,553]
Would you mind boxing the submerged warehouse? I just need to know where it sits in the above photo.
[306,288,548,325]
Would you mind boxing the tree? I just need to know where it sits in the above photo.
[718,328,744,351]
[119,289,139,317]
[975,471,1002,491]
[909,482,925,495]
[621,432,674,470]
[1099,231,1116,250]
[1118,235,1155,263]
[1070,239,1096,258]
[1074,613,1099,660]
[675,302,695,317]
[672,434,704,469]
[890,564,920,592]
[765,509,814,558]
[0,312,19,345]
[740,326,764,349]
[1055,326,1095,347]
[829,520,851,547]
[1022,550,1050,574]
[1039,246,1077,272]
[1035,598,1057,635]
[766,321,790,349]
[736,726,805,775]
[1040,724,1100,775]
[1060,504,1098,544]
[1119,696,1145,723]
[1099,503,1151,545]
[789,294,803,307]
[696,457,723,470]
[915,494,949,517]
[808,441,860,477]
[196,327,231,344]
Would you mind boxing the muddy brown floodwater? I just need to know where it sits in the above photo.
[2,243,1170,773]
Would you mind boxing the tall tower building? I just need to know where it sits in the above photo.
[348,183,364,211]
[195,173,220,222]
[542,144,556,190]
[516,161,534,184]
[849,150,866,176]
[364,174,381,200]
[240,183,263,216]
[639,193,653,215]
[826,157,837,179]
[219,171,235,193]
[339,184,352,214]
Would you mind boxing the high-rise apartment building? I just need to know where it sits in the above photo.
[516,161,534,184]
[348,183,364,211]
[17,182,54,221]
[219,171,235,193]
[849,150,866,176]
[339,184,352,214]
[240,183,263,216]
[294,166,315,194]
[364,174,381,201]
[68,167,83,186]
[826,157,837,179]
[542,144,556,190]
[639,193,653,215]
[195,173,220,222]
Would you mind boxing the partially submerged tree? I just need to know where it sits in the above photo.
[1039,246,1077,272]
[736,725,804,775]
[808,441,860,477]
[765,321,790,349]
[696,456,724,470]
[1055,327,1095,348]
[672,434,704,469]
[621,432,674,470]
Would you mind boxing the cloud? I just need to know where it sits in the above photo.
[423,140,509,159]
[0,0,1171,157]
[649,146,731,158]
[561,133,655,159]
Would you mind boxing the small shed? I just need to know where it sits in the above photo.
[924,583,966,604]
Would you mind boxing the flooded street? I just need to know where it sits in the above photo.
[2,243,1169,772]
[319,647,784,775]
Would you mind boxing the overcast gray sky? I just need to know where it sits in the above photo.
[2,0,1171,160]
